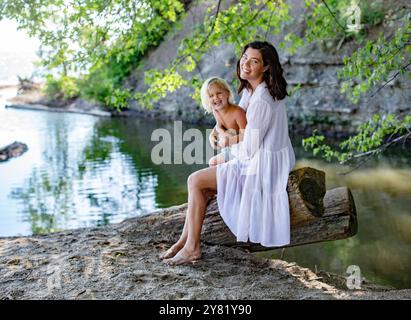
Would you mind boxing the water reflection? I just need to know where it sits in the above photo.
[260,156,411,289]
[0,108,211,237]
[4,112,153,234]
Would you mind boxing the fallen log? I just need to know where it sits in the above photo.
[0,141,28,162]
[17,76,40,94]
[148,167,357,251]
[202,186,357,251]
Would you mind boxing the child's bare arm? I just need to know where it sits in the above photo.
[215,123,226,135]
[218,109,247,148]
[213,111,226,135]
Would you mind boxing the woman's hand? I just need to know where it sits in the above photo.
[218,129,240,148]
[209,127,220,150]
[217,134,229,148]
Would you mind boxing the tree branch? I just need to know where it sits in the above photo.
[170,0,222,71]
[368,62,411,98]
[239,0,272,31]
[339,131,411,174]
[321,0,346,32]
[264,8,275,40]
[195,0,222,52]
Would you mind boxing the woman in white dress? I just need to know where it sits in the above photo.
[161,41,296,265]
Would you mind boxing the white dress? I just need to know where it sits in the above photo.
[216,82,296,247]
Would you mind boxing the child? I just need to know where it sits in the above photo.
[200,77,247,166]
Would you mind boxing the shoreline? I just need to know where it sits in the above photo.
[2,86,364,138]
[3,86,112,118]
[5,102,112,117]
[1,204,410,300]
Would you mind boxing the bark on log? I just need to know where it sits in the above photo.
[0,141,28,162]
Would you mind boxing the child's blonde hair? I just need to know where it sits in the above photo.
[200,77,235,113]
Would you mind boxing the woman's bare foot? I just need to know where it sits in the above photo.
[163,248,201,266]
[159,243,183,260]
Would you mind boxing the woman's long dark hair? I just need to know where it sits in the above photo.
[236,41,288,101]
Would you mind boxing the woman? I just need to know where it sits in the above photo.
[161,41,296,265]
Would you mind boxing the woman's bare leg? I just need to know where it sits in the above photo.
[164,166,217,265]
[159,188,212,260]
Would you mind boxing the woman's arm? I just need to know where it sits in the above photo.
[234,109,247,143]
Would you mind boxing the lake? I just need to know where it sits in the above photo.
[1,88,410,289]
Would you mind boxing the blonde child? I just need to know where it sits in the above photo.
[200,77,247,166]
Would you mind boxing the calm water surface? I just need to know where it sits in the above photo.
[1,88,410,289]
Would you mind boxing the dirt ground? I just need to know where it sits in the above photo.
[1,204,410,300]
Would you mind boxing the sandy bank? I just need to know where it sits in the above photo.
[1,204,410,300]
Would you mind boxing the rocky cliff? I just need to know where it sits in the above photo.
[122,0,410,130]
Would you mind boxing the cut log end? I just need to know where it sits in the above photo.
[287,167,326,219]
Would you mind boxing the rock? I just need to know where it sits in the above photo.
[0,141,28,162]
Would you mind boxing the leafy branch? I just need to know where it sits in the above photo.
[302,114,411,171]
[134,0,292,108]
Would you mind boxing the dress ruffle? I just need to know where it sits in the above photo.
[217,146,294,247]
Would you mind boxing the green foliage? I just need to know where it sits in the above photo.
[299,1,410,163]
[302,114,411,164]
[360,0,385,26]
[134,69,188,108]
[137,0,409,110]
[2,0,410,165]
[136,0,295,108]
[304,0,388,40]
[43,74,80,100]
[76,1,185,108]
[105,88,132,112]
[339,14,411,103]
[0,0,185,110]
[304,0,347,41]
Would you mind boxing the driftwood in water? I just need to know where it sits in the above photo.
[17,76,40,94]
[156,167,357,251]
[0,141,28,162]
